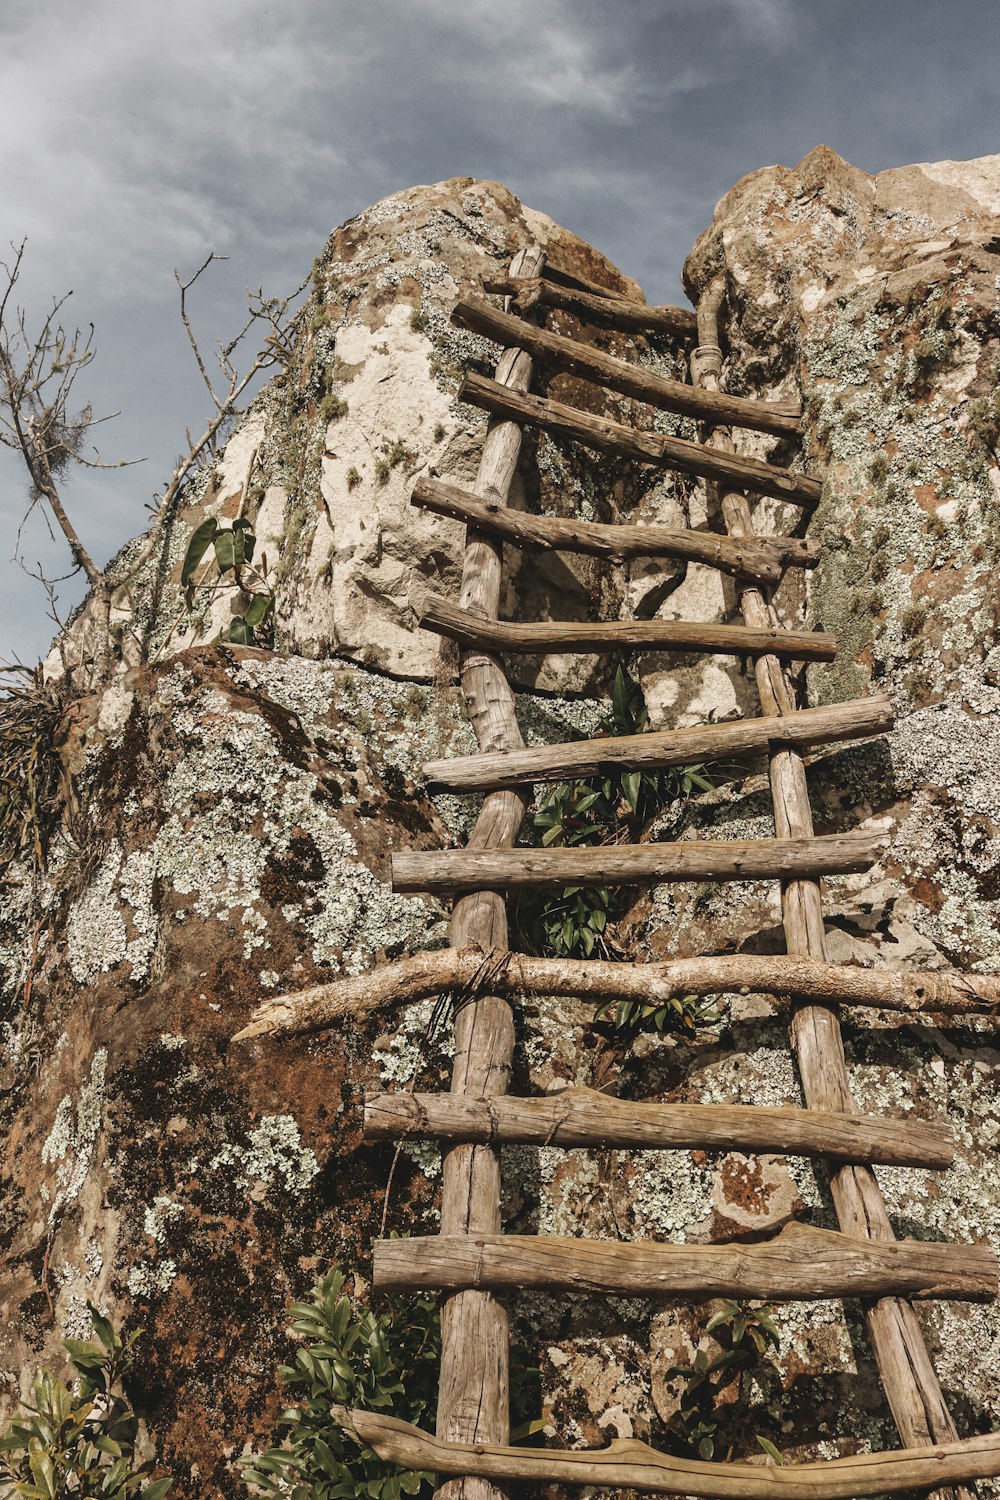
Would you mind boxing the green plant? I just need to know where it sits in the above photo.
[665,1299,782,1462]
[515,668,713,963]
[346,466,362,491]
[240,1264,440,1500]
[180,515,274,645]
[408,309,429,334]
[596,992,719,1042]
[0,1305,171,1500]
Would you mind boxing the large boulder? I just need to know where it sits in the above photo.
[2,156,999,1494]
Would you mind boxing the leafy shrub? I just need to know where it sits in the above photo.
[515,667,713,965]
[665,1299,782,1462]
[240,1265,440,1500]
[0,1305,171,1500]
[595,992,719,1042]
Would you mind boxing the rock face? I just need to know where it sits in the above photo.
[96,177,698,702]
[2,156,1000,1495]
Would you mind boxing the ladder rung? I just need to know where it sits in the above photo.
[412,475,818,586]
[335,1406,1000,1499]
[422,693,891,790]
[454,292,801,436]
[363,1086,954,1168]
[418,591,837,662]
[460,370,823,507]
[482,272,699,339]
[390,830,888,894]
[373,1223,997,1302]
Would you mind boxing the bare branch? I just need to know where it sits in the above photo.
[175,252,228,413]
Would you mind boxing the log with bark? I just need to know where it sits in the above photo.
[363,1086,954,1168]
[333,1407,1000,1500]
[411,476,819,586]
[429,244,547,1500]
[459,371,823,506]
[373,1223,997,1302]
[481,274,700,339]
[422,693,891,790]
[391,830,888,894]
[233,947,1000,1042]
[418,591,838,662]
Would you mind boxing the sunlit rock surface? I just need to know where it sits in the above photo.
[3,158,1000,1494]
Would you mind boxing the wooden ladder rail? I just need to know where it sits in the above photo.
[431,243,545,1500]
[694,276,972,1497]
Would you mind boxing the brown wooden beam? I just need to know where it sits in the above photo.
[373,1223,997,1302]
[432,246,549,1500]
[411,476,818,587]
[418,591,837,663]
[233,947,1000,1044]
[390,831,887,895]
[454,293,800,436]
[334,1407,1000,1500]
[482,274,698,339]
[460,370,823,507]
[423,693,890,791]
[363,1086,954,1168]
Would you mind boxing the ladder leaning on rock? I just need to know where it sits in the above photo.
[236,246,1000,1499]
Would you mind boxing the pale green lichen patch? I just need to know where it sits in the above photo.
[40,1049,108,1224]
[208,1113,319,1197]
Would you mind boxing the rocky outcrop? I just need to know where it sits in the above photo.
[2,156,1000,1494]
[92,178,699,702]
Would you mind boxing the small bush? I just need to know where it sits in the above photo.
[515,668,713,968]
[240,1264,440,1500]
[0,1306,171,1500]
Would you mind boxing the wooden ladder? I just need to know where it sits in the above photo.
[244,248,1000,1497]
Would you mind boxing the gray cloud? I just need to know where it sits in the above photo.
[1,0,996,663]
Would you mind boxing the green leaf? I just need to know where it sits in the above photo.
[622,770,641,814]
[756,1436,784,1464]
[697,1435,715,1460]
[510,1417,547,1441]
[28,1448,55,1500]
[181,518,218,587]
[88,1304,119,1353]
[244,593,273,628]
[612,666,632,734]
[63,1340,108,1371]
[140,1479,173,1500]
[213,529,237,573]
[232,517,256,565]
[225,616,254,646]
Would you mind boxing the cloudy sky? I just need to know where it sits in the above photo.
[1,0,997,665]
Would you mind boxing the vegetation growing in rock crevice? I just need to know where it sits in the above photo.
[514,667,712,984]
[241,1264,440,1500]
[664,1299,783,1462]
[0,1308,171,1500]
[0,670,64,877]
